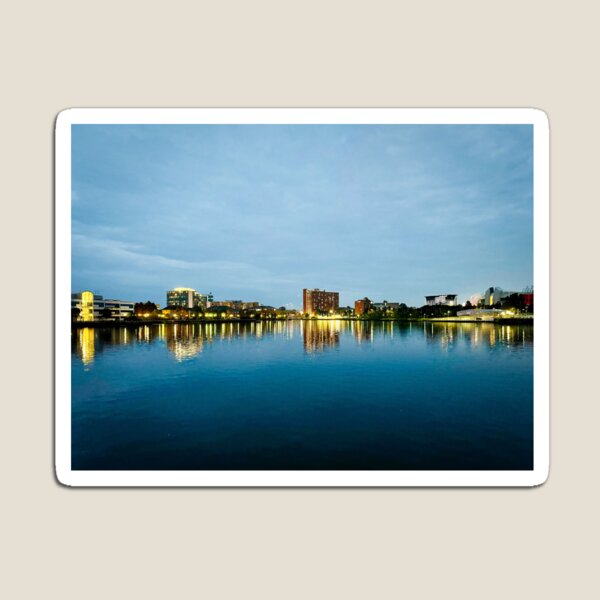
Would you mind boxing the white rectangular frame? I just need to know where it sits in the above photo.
[55,108,549,487]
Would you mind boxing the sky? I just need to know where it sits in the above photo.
[72,124,533,308]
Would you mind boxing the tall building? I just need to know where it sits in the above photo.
[303,288,339,315]
[354,297,372,316]
[425,294,458,306]
[166,287,211,309]
[71,291,134,321]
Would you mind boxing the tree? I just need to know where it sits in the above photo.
[464,300,472,309]
[135,301,158,316]
[71,307,80,320]
[100,307,112,319]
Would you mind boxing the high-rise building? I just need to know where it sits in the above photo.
[425,294,458,306]
[354,297,372,316]
[166,287,211,309]
[303,288,339,315]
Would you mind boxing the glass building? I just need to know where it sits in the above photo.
[166,287,212,309]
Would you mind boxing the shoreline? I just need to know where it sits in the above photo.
[72,316,534,329]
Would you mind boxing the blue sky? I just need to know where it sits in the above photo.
[72,124,533,308]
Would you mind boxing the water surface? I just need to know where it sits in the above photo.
[72,320,533,470]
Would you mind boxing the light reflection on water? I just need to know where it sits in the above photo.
[71,320,533,471]
[73,320,533,364]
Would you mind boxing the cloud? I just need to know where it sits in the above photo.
[71,124,534,307]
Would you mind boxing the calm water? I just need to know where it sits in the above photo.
[72,321,533,470]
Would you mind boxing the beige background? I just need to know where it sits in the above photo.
[2,0,598,598]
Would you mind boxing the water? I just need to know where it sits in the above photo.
[71,320,533,470]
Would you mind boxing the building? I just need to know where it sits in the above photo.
[354,297,372,316]
[522,293,534,310]
[241,301,259,309]
[204,305,240,318]
[71,291,134,321]
[372,300,401,311]
[241,305,277,318]
[214,300,244,309]
[166,287,212,309]
[425,294,458,306]
[483,286,517,306]
[303,288,339,315]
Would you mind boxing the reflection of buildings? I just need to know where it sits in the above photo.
[302,320,341,353]
[425,294,458,306]
[72,321,301,365]
[72,291,134,320]
[164,324,205,361]
[456,308,505,321]
[166,287,212,309]
[423,322,533,349]
[72,321,534,369]
[73,327,136,364]
[352,321,373,344]
[76,327,96,365]
[303,288,339,315]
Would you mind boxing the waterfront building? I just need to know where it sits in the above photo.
[372,300,401,311]
[242,301,260,309]
[214,300,244,309]
[166,287,212,309]
[354,297,372,316]
[241,305,277,318]
[71,291,134,321]
[483,286,516,306]
[204,305,240,318]
[522,293,534,310]
[303,288,339,315]
[425,294,458,306]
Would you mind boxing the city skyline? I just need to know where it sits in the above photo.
[72,124,533,308]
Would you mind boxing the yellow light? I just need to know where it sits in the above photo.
[81,291,94,321]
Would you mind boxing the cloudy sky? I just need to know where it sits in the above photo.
[72,124,533,308]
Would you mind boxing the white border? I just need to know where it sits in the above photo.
[55,108,549,487]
